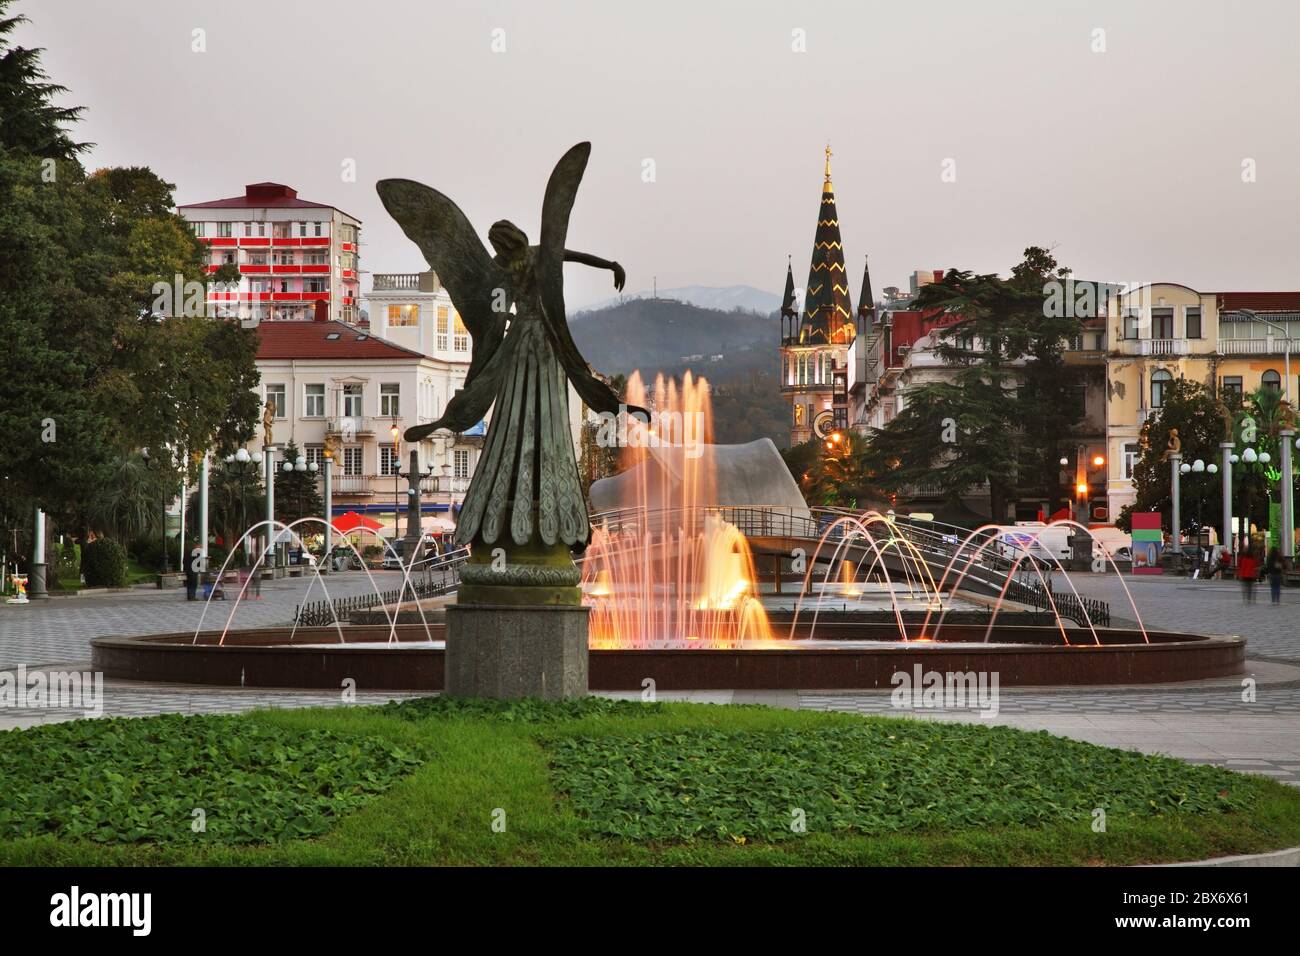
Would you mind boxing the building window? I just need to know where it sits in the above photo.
[454,448,471,479]
[437,306,450,350]
[304,383,325,417]
[341,383,363,417]
[305,445,324,470]
[313,222,323,237]
[1151,308,1174,339]
[1262,369,1281,391]
[1185,307,1202,339]
[379,445,401,477]
[453,312,469,351]
[1123,311,1140,340]
[264,383,286,418]
[1150,369,1172,408]
[380,383,400,417]
[1123,442,1140,480]
[342,446,362,476]
[304,278,326,293]
[387,304,419,327]
[192,222,206,238]
[218,221,233,238]
[1222,375,1243,399]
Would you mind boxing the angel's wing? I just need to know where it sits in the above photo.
[376,177,508,388]
[535,143,644,419]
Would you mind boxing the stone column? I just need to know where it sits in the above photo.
[264,446,276,570]
[321,456,333,573]
[1221,442,1234,557]
[1281,428,1295,562]
[28,507,48,599]
[404,449,423,566]
[1169,453,1182,554]
[199,454,210,571]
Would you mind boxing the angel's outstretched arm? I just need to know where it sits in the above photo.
[564,249,625,291]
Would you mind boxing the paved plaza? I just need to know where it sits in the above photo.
[1,572,1297,787]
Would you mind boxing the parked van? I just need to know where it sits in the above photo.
[993,522,1071,562]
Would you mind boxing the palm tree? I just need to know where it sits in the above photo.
[87,452,175,542]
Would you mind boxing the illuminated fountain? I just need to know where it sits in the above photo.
[582,372,775,648]
[92,375,1246,690]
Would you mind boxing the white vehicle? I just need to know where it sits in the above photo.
[993,522,1071,562]
[1087,526,1132,562]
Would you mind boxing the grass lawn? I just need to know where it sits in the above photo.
[2,697,1298,866]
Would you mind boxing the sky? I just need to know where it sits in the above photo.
[16,0,1300,308]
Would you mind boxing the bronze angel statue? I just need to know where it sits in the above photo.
[377,143,644,588]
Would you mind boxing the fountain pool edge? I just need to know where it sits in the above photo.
[90,623,1245,691]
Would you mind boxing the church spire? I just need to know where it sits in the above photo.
[781,256,796,317]
[801,143,854,345]
[857,255,875,324]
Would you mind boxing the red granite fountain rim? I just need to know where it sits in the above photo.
[90,623,1244,653]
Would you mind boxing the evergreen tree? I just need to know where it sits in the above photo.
[0,3,259,544]
[273,442,324,529]
[863,247,1083,520]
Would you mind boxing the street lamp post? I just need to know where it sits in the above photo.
[1282,429,1296,563]
[223,447,261,567]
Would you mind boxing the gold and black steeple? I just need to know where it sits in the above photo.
[800,144,855,346]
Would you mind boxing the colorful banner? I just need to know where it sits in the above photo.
[1131,512,1164,574]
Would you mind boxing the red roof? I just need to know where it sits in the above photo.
[256,321,426,361]
[180,182,360,221]
[1216,292,1300,312]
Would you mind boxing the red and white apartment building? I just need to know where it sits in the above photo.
[178,182,362,324]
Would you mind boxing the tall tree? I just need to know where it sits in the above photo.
[273,442,324,529]
[863,247,1082,520]
[0,2,86,159]
[1117,377,1226,536]
[0,3,259,544]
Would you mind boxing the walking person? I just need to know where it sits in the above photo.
[1265,547,1284,605]
[184,543,201,601]
[1237,546,1259,604]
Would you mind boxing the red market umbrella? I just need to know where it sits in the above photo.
[332,510,384,534]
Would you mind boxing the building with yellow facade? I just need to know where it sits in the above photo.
[1103,284,1298,518]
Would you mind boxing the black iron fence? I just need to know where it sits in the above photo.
[293,549,467,627]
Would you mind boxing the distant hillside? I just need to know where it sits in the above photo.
[570,298,788,447]
[580,285,781,315]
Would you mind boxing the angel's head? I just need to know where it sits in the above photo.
[488,220,529,263]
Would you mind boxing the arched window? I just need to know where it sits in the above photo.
[1262,369,1281,391]
[1151,369,1173,408]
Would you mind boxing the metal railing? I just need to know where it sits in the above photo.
[293,546,468,626]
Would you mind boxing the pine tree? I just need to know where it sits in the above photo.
[0,2,86,158]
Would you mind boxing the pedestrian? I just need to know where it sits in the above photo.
[1265,547,1284,605]
[1237,547,1258,603]
[184,544,201,601]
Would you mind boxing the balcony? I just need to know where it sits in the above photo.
[1139,339,1189,357]
[1218,338,1295,356]
[331,474,374,495]
[373,272,438,293]
[326,415,374,437]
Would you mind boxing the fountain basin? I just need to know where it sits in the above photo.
[91,622,1244,691]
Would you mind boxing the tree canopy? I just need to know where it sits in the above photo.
[862,247,1084,520]
[0,1,259,544]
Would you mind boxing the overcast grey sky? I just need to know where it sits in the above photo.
[18,0,1300,307]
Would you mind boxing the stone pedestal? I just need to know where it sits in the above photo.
[445,603,589,699]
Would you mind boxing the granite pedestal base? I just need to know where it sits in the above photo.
[444,603,589,699]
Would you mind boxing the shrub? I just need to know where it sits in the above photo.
[82,538,128,588]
